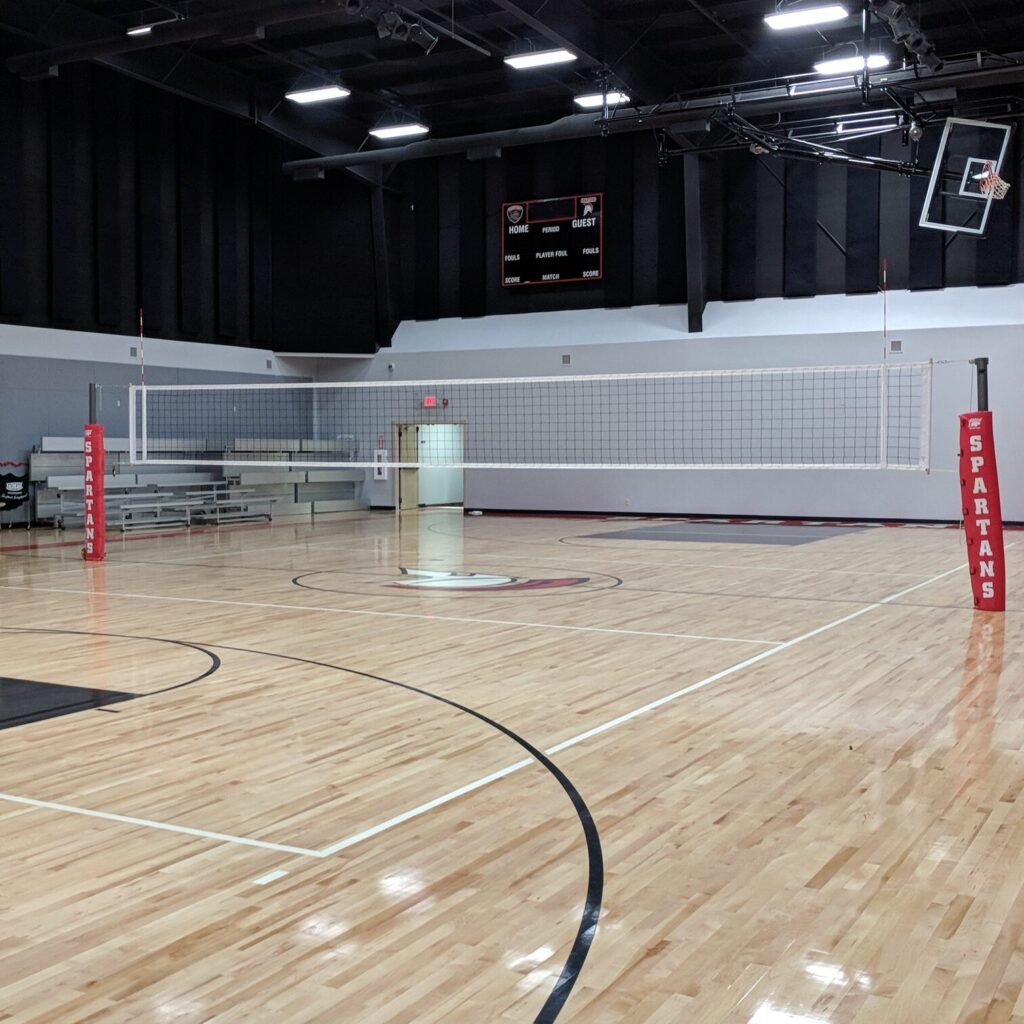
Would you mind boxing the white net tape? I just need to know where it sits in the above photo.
[130,362,933,471]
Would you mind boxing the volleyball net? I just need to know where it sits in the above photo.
[127,362,933,472]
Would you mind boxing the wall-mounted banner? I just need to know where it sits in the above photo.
[958,412,1005,611]
[83,424,106,561]
[0,461,29,510]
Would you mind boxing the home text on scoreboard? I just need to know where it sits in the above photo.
[501,193,603,287]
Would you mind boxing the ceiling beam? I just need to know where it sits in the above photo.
[488,0,680,104]
[0,0,378,184]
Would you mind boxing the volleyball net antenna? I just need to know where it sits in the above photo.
[127,362,934,472]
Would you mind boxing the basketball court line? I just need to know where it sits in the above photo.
[0,791,323,856]
[0,555,978,864]
[0,512,379,554]
[0,584,786,646]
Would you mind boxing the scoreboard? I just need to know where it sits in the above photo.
[501,193,603,287]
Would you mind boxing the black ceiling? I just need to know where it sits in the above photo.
[4,0,1024,154]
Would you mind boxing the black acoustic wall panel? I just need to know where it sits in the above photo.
[784,159,819,297]
[271,172,378,352]
[723,151,759,301]
[0,30,385,354]
[49,64,94,327]
[458,159,487,319]
[845,139,882,294]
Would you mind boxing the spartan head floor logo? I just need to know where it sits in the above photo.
[506,204,525,224]
[387,568,589,592]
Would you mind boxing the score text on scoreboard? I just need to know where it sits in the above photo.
[501,193,603,287]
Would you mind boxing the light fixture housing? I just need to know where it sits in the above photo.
[126,24,154,37]
[504,48,577,70]
[369,122,430,140]
[574,91,631,109]
[285,84,352,104]
[764,4,848,30]
[814,53,890,74]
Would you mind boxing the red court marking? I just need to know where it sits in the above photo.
[0,513,380,555]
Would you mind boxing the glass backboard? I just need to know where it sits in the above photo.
[919,118,1012,235]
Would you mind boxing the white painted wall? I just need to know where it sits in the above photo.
[323,285,1024,521]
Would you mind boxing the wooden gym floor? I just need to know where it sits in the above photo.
[0,508,1021,1024]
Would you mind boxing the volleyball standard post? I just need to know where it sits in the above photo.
[959,357,1005,611]
[83,382,106,562]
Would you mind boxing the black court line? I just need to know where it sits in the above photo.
[0,631,221,731]
[291,566,623,598]
[0,626,602,1024]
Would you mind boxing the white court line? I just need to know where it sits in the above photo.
[0,584,784,646]
[0,552,998,861]
[253,869,290,885]
[0,792,322,857]
[317,759,535,856]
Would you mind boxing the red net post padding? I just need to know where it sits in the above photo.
[83,424,106,561]
[959,412,1005,612]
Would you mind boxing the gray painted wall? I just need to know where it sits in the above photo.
[325,292,1023,521]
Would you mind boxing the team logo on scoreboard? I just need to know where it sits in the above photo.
[387,568,589,592]
[506,204,525,224]
[581,197,597,216]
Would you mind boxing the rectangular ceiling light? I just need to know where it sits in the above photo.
[504,48,577,70]
[574,91,631,109]
[126,24,154,36]
[285,85,351,104]
[369,123,430,140]
[764,5,848,30]
[814,53,889,75]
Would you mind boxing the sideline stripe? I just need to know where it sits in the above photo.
[0,584,785,646]
[317,759,534,856]
[0,512,380,554]
[253,869,290,885]
[0,792,322,857]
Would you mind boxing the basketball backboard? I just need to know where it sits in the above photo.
[919,118,1012,235]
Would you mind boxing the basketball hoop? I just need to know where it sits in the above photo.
[978,160,1012,200]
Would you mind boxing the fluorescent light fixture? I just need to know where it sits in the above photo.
[369,122,430,140]
[126,14,180,36]
[837,115,897,134]
[574,91,631,109]
[765,5,848,30]
[814,53,889,74]
[504,48,577,70]
[285,85,351,104]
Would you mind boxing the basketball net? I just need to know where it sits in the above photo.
[979,161,1011,200]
